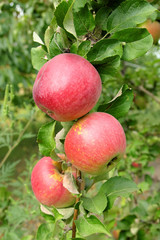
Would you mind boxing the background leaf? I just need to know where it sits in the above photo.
[95,7,111,31]
[107,0,156,33]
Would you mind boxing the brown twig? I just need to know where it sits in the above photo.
[138,85,160,105]
[72,169,82,239]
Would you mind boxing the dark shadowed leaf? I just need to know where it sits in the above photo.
[77,41,91,58]
[54,1,69,28]
[95,7,111,30]
[96,56,120,82]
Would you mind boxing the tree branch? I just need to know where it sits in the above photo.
[138,85,160,105]
[72,169,82,239]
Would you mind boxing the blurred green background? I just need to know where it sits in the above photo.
[0,1,160,240]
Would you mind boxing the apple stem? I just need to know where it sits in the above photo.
[72,169,82,239]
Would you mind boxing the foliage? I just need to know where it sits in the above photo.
[0,0,160,239]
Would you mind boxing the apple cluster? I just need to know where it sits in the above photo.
[31,53,126,208]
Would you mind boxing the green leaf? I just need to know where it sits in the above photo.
[54,1,69,28]
[98,85,134,119]
[33,32,44,45]
[123,34,153,61]
[73,4,95,36]
[75,215,111,237]
[96,56,120,82]
[40,204,54,218]
[107,0,156,33]
[63,1,77,38]
[31,46,49,71]
[57,207,74,219]
[49,33,64,58]
[82,191,107,214]
[44,16,57,51]
[37,121,56,157]
[87,39,122,64]
[77,40,91,58]
[111,28,153,60]
[52,206,63,222]
[100,176,138,208]
[73,0,87,12]
[36,223,51,240]
[95,7,111,31]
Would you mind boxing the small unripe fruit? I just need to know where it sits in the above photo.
[31,157,75,208]
[33,53,102,122]
[64,112,126,175]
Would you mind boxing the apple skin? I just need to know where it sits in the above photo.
[140,20,160,43]
[33,53,102,122]
[64,112,126,175]
[31,157,76,208]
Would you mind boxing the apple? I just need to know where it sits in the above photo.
[140,19,160,43]
[33,53,102,122]
[31,157,76,208]
[64,112,126,175]
[132,161,142,168]
[112,229,120,239]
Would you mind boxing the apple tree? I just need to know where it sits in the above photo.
[30,0,159,239]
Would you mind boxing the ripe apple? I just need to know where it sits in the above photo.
[132,161,142,168]
[33,53,102,122]
[140,19,160,43]
[64,112,126,175]
[31,157,76,208]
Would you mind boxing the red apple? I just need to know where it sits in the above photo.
[31,157,76,208]
[132,161,142,168]
[140,19,160,43]
[33,53,102,122]
[64,112,126,175]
